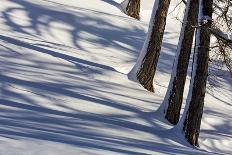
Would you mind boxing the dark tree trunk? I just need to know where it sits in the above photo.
[183,0,213,146]
[136,0,171,92]
[125,0,140,20]
[165,0,199,125]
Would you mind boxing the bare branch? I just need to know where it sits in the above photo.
[210,27,232,45]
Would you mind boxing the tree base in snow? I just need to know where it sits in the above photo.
[137,73,154,92]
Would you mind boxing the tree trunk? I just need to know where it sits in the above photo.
[136,0,172,92]
[183,0,213,146]
[122,0,140,19]
[127,0,140,20]
[164,0,199,125]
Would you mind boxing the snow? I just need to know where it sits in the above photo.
[120,0,129,13]
[0,0,231,154]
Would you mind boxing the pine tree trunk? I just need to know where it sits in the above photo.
[183,0,213,146]
[124,0,140,20]
[136,0,171,92]
[165,0,199,125]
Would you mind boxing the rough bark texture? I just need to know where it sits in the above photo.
[126,0,140,20]
[183,0,213,146]
[137,0,171,92]
[165,0,199,125]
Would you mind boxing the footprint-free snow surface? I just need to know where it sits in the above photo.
[0,0,231,154]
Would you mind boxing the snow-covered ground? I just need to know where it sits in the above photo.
[0,0,231,154]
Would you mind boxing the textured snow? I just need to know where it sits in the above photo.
[0,0,231,154]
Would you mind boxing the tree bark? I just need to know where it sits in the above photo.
[164,0,199,125]
[183,0,213,146]
[136,0,171,92]
[122,0,140,20]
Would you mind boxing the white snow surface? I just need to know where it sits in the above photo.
[0,0,231,154]
[120,0,129,13]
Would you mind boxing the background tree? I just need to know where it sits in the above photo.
[210,0,232,76]
[128,0,172,92]
[121,0,140,19]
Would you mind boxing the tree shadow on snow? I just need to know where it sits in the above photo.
[0,35,217,155]
[0,0,227,154]
[2,0,145,56]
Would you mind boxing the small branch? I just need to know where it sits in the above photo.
[182,0,187,5]
[210,27,232,44]
[168,1,184,15]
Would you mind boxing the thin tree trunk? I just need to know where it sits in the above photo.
[183,0,213,146]
[164,0,199,125]
[136,0,172,92]
[126,0,140,20]
[121,0,140,19]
